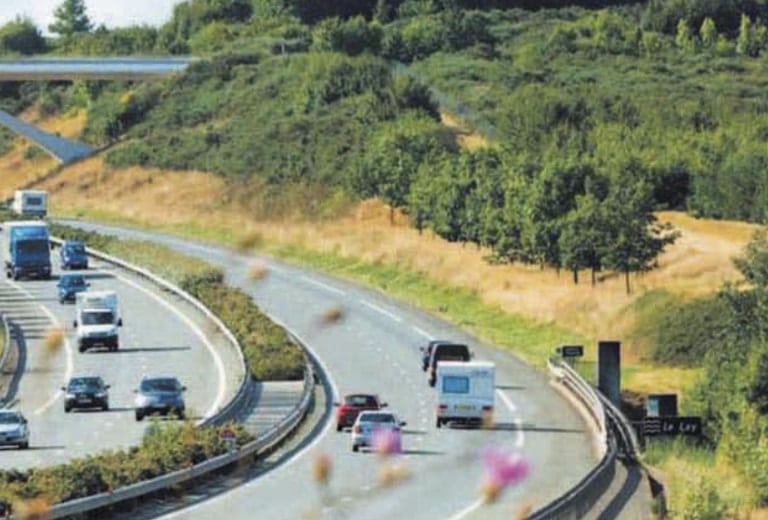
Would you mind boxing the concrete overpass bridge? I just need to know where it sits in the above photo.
[0,57,194,164]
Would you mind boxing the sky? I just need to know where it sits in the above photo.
[0,0,181,34]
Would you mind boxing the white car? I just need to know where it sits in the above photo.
[351,410,405,453]
[0,410,29,449]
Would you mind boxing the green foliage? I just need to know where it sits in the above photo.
[0,422,249,506]
[646,294,733,366]
[0,16,46,55]
[311,16,383,56]
[23,145,46,160]
[54,25,159,56]
[49,0,92,37]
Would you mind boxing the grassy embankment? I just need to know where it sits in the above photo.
[2,110,762,514]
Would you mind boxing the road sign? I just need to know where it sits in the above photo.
[643,416,702,437]
[558,345,584,358]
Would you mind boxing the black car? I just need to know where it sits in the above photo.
[62,375,110,412]
[420,339,457,372]
[427,342,472,387]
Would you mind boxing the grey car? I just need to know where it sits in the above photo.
[134,376,186,421]
[0,410,29,449]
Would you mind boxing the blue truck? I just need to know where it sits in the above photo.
[2,220,51,280]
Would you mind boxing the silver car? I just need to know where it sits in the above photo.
[0,410,29,449]
[351,410,405,453]
[134,376,186,421]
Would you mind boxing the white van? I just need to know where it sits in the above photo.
[435,361,495,428]
[11,190,47,218]
[73,290,122,352]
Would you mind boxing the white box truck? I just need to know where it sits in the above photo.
[73,290,123,352]
[435,360,495,428]
[11,190,47,218]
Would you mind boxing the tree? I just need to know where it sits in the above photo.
[600,178,679,294]
[0,16,46,55]
[737,13,759,57]
[560,193,605,285]
[49,0,92,37]
[700,17,717,49]
[675,18,695,51]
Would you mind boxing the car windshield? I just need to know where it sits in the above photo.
[81,311,114,325]
[68,377,103,391]
[17,240,48,254]
[65,244,85,254]
[0,412,21,425]
[61,276,85,287]
[360,412,395,424]
[141,378,181,393]
[344,395,378,407]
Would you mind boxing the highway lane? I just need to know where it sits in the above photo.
[61,221,600,520]
[0,251,241,470]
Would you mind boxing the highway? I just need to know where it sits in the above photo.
[60,221,599,520]
[0,249,243,470]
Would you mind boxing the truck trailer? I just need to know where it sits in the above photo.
[435,360,495,428]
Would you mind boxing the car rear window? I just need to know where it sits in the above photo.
[361,413,395,423]
[442,376,470,394]
[433,344,470,363]
[345,394,378,407]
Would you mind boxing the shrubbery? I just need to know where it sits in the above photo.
[0,422,250,508]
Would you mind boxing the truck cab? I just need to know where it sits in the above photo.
[73,290,122,352]
[435,360,495,428]
[1,220,51,280]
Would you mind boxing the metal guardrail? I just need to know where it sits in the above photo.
[42,237,315,518]
[47,361,314,519]
[0,312,13,406]
[49,236,250,426]
[599,393,641,463]
[529,358,617,519]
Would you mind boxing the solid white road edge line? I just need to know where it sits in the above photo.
[110,270,228,420]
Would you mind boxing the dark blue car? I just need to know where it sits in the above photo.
[60,240,88,270]
[57,273,89,303]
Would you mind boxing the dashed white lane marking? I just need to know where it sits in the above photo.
[6,280,75,416]
[302,276,345,295]
[413,326,432,339]
[514,417,524,449]
[109,271,227,420]
[359,300,402,323]
[495,388,517,413]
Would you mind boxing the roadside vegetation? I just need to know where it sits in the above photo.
[0,421,251,513]
[2,0,768,515]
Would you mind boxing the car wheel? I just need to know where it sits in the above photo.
[436,418,441,428]
[176,410,185,420]
[64,404,72,413]
[352,444,359,452]
[336,423,343,432]
[135,410,144,422]
[19,442,28,450]
[78,344,86,353]
[102,403,109,412]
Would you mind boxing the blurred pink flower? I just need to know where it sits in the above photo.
[372,428,402,456]
[480,447,530,502]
